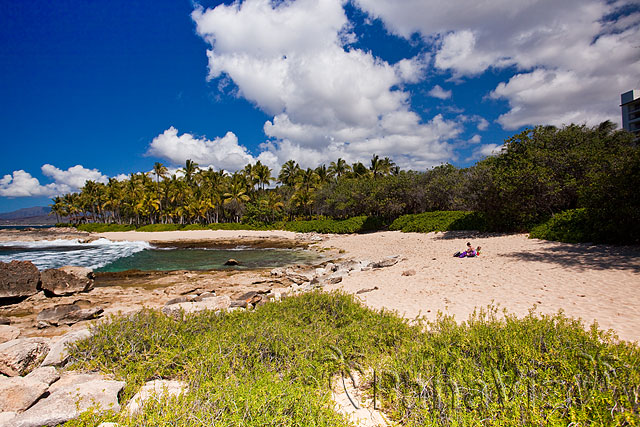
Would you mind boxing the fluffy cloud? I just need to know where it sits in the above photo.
[428,85,452,100]
[192,0,462,169]
[0,170,59,197]
[355,0,640,128]
[41,164,107,189]
[0,165,107,198]
[147,127,258,171]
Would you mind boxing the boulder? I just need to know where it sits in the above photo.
[0,317,10,325]
[25,366,60,386]
[41,329,91,367]
[125,379,188,416]
[0,375,49,412]
[0,412,16,427]
[402,269,416,276]
[36,303,103,327]
[161,296,231,318]
[10,372,125,427]
[40,266,94,296]
[224,258,240,266]
[270,267,285,277]
[0,261,40,300]
[0,325,20,344]
[0,337,49,376]
[284,269,313,284]
[237,291,263,306]
[193,291,216,301]
[327,275,343,284]
[369,255,401,269]
[164,296,192,306]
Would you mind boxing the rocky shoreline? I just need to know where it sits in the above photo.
[0,228,405,426]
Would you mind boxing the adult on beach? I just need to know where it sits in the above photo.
[454,242,479,258]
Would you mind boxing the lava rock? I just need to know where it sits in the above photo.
[40,266,94,297]
[0,261,40,300]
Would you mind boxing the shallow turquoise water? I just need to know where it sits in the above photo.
[95,248,321,272]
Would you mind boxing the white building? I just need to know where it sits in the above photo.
[621,90,640,139]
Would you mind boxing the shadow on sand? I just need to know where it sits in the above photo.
[503,242,640,272]
[431,230,640,272]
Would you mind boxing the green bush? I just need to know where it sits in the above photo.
[389,211,487,233]
[76,223,136,232]
[65,293,639,426]
[529,208,598,243]
[135,224,184,232]
[283,216,384,234]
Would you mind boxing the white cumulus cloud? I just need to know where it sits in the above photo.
[428,85,452,100]
[355,0,640,128]
[147,126,258,171]
[192,0,463,169]
[0,170,59,197]
[0,165,107,198]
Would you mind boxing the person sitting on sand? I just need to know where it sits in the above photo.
[454,242,478,258]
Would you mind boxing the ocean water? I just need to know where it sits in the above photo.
[0,239,319,272]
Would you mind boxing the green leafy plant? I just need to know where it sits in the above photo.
[389,211,487,233]
[65,293,640,426]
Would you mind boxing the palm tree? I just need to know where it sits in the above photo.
[328,158,350,179]
[182,159,199,185]
[278,160,300,187]
[255,161,273,191]
[351,162,370,178]
[223,178,251,222]
[370,154,394,179]
[315,164,330,185]
[153,162,168,185]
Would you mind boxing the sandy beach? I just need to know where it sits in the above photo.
[97,229,640,342]
[2,229,639,343]
[316,231,640,343]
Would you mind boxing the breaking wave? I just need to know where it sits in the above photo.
[0,238,151,270]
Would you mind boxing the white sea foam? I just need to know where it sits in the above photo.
[0,238,151,270]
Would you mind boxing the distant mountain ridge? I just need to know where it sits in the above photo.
[0,206,51,220]
[0,206,59,225]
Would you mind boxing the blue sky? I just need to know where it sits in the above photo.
[1,0,638,212]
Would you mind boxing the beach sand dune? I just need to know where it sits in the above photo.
[320,231,640,343]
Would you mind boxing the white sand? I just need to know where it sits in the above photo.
[319,231,640,343]
[97,229,301,242]
[96,229,640,343]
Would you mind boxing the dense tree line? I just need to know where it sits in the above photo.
[51,121,639,242]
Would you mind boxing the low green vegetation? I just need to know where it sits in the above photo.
[65,293,639,426]
[390,211,487,233]
[529,208,595,243]
[283,216,384,234]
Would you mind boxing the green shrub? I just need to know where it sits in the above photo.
[283,216,384,234]
[76,223,136,232]
[389,211,487,233]
[135,224,184,232]
[529,208,592,243]
[65,293,639,426]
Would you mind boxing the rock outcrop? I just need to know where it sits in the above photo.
[41,329,91,366]
[0,325,19,344]
[125,379,188,416]
[9,372,125,427]
[0,338,49,377]
[162,295,231,318]
[40,266,94,296]
[0,375,49,412]
[36,303,103,328]
[0,261,40,300]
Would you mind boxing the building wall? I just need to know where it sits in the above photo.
[621,90,640,139]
